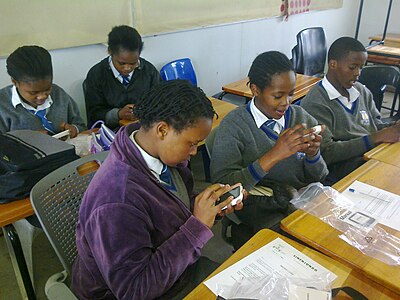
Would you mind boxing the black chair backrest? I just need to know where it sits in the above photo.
[295,27,327,77]
[358,65,400,111]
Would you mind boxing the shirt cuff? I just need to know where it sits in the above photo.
[305,150,321,164]
[105,108,120,128]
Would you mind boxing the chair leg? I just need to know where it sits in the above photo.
[2,225,37,300]
[200,145,211,182]
[13,219,43,287]
[389,88,399,117]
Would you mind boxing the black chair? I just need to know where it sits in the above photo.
[291,27,327,77]
[358,65,400,121]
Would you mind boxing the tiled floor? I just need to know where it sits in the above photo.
[0,91,397,299]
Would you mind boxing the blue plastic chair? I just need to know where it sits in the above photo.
[160,58,197,86]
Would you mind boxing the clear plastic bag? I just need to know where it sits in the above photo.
[291,183,400,265]
[66,134,92,157]
[214,273,332,300]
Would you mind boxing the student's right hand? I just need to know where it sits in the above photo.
[269,124,313,160]
[372,123,400,144]
[118,104,135,120]
[193,183,233,228]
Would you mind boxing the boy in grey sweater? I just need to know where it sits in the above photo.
[0,46,86,137]
[301,37,400,182]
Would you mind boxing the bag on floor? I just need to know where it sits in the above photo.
[0,130,79,203]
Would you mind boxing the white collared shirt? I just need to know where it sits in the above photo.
[11,85,53,111]
[130,130,164,180]
[109,56,134,84]
[321,77,360,109]
[250,97,285,134]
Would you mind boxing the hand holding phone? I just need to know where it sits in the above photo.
[216,184,243,210]
[303,125,322,137]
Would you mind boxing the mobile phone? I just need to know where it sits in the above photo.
[303,125,322,137]
[311,125,322,135]
[216,185,243,210]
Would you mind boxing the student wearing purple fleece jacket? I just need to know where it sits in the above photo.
[72,80,244,299]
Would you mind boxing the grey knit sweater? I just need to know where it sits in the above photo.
[209,105,328,191]
[301,82,388,165]
[0,84,86,134]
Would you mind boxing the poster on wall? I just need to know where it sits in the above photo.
[0,0,132,57]
[134,0,284,36]
[285,0,343,17]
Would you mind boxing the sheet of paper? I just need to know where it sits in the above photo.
[204,237,337,296]
[341,181,400,231]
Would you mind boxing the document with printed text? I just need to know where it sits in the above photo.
[204,238,337,295]
[341,181,400,231]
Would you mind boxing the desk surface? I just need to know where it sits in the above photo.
[369,33,400,48]
[185,229,398,299]
[221,73,320,101]
[281,159,400,295]
[119,97,238,130]
[364,142,400,167]
[367,45,400,59]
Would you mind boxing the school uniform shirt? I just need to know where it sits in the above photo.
[209,102,328,191]
[301,79,390,165]
[0,84,86,134]
[72,123,213,300]
[84,57,161,128]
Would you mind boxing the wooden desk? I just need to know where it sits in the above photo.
[367,45,400,66]
[185,229,398,299]
[369,33,400,48]
[281,159,400,295]
[119,97,238,133]
[364,142,400,167]
[219,73,320,102]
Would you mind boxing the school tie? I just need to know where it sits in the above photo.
[121,74,130,86]
[160,164,176,191]
[263,119,282,134]
[29,109,56,134]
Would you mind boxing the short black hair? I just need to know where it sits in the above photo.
[134,80,216,132]
[248,51,294,91]
[6,45,52,82]
[328,37,366,61]
[108,25,143,54]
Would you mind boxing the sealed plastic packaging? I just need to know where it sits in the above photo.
[213,273,332,300]
[291,183,400,265]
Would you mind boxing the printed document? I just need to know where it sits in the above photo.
[204,238,337,295]
[341,181,400,231]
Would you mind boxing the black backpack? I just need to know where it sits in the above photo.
[0,130,79,203]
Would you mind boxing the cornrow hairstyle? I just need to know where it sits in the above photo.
[108,25,144,54]
[328,37,366,61]
[248,51,294,91]
[6,45,52,82]
[134,80,216,133]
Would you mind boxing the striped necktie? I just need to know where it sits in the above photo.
[121,74,130,86]
[263,119,282,134]
[29,109,56,134]
[160,164,176,191]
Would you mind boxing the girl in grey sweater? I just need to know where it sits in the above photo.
[0,46,86,137]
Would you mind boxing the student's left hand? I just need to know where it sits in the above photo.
[60,122,78,138]
[303,125,325,157]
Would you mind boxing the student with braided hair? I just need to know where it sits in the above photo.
[209,51,328,248]
[0,45,86,137]
[84,25,161,128]
[72,80,244,300]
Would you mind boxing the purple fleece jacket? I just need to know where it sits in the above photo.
[72,124,213,299]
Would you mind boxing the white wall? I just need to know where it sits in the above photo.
[0,0,377,123]
[356,0,400,45]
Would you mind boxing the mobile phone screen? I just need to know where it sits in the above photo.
[218,186,241,204]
